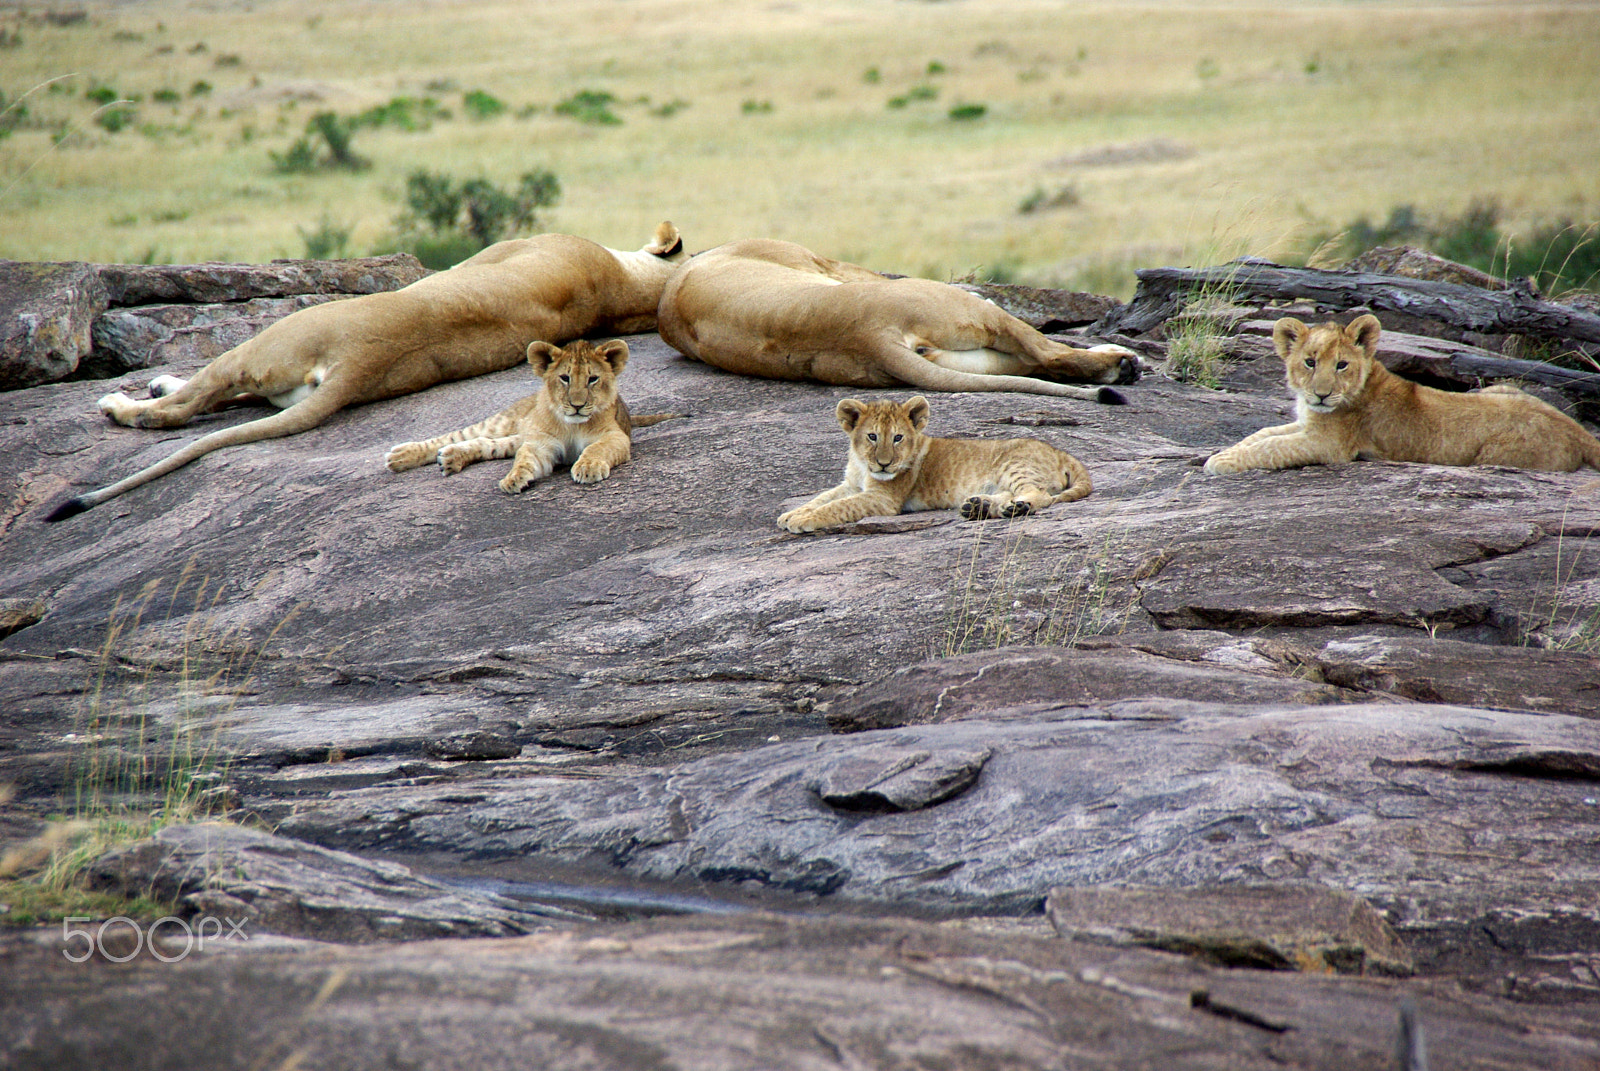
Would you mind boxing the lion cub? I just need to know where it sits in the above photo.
[778,395,1092,533]
[1205,314,1600,475]
[385,339,665,493]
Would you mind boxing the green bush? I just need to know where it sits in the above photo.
[95,105,136,133]
[389,168,562,268]
[298,216,351,259]
[554,89,621,125]
[353,95,448,131]
[269,111,368,173]
[948,103,987,121]
[462,88,506,120]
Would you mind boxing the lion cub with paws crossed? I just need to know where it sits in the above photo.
[385,339,671,493]
[1206,313,1600,475]
[779,395,1092,533]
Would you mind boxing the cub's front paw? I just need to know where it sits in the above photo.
[498,473,533,494]
[570,458,611,484]
[960,495,1022,520]
[384,442,433,472]
[778,508,823,534]
[1202,453,1244,475]
[437,443,475,475]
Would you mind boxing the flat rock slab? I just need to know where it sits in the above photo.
[4,911,1595,1071]
[88,822,562,941]
[1046,884,1413,975]
[264,701,1600,932]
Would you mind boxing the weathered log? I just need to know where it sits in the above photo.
[1096,259,1600,346]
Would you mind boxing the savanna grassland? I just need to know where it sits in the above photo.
[1,0,1597,295]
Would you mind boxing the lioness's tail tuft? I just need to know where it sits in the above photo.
[43,496,90,522]
[1095,386,1128,405]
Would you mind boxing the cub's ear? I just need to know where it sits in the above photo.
[1346,313,1381,357]
[526,341,561,373]
[596,339,630,375]
[1272,318,1309,360]
[836,398,867,432]
[645,221,683,258]
[904,395,931,431]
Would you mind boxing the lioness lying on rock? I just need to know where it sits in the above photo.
[658,238,1141,402]
[779,395,1093,532]
[44,223,686,520]
[1205,314,1600,475]
[385,339,673,493]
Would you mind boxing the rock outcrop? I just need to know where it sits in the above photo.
[2,255,1599,1067]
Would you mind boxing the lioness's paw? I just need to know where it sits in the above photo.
[1202,454,1241,475]
[437,443,474,475]
[570,458,611,484]
[97,392,135,423]
[1089,345,1143,385]
[147,375,186,398]
[384,443,432,472]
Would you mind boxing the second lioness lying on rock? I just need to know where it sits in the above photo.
[1205,313,1600,475]
[779,395,1093,533]
[385,339,673,493]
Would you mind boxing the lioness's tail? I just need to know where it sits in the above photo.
[43,389,347,522]
[1050,453,1093,504]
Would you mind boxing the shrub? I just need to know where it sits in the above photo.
[95,105,136,133]
[269,111,368,173]
[298,216,351,259]
[462,88,506,120]
[389,168,562,268]
[554,89,621,125]
[948,103,986,121]
[353,95,448,132]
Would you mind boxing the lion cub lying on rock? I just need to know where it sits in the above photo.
[1206,313,1600,475]
[385,339,670,493]
[779,395,1092,533]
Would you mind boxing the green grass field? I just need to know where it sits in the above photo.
[3,0,1597,296]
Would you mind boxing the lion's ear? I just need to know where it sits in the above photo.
[596,339,630,375]
[645,222,683,258]
[836,399,866,431]
[526,341,560,373]
[1272,318,1309,361]
[1346,314,1381,357]
[904,396,931,431]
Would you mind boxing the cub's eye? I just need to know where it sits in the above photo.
[867,433,878,442]
[588,375,600,385]
[892,435,903,443]
[1335,361,1348,371]
[559,374,570,383]
[1303,358,1315,369]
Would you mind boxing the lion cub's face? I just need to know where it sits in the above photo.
[1274,314,1381,413]
[837,395,930,481]
[527,339,628,424]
